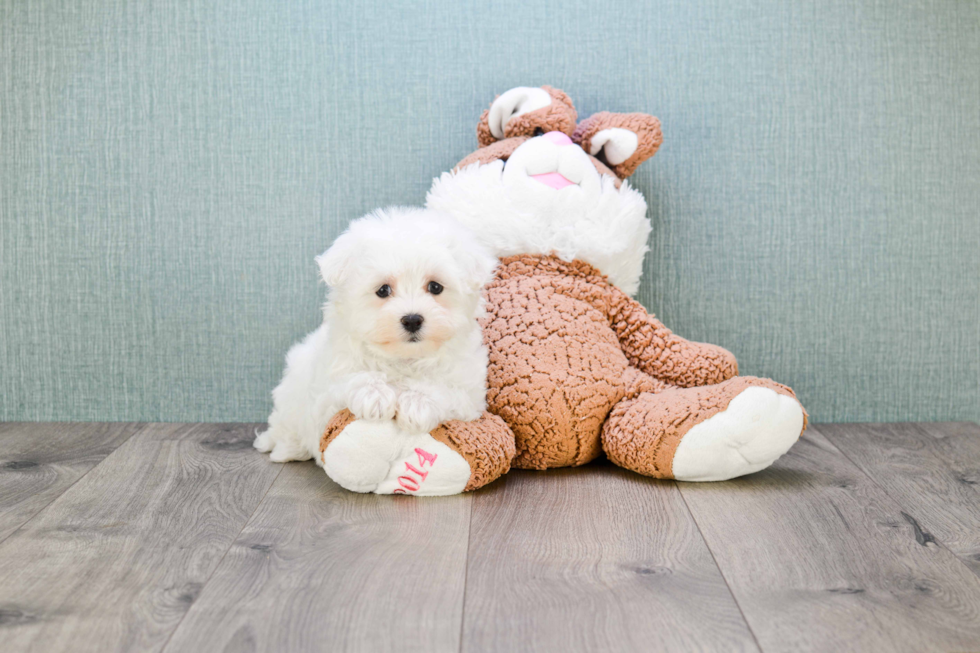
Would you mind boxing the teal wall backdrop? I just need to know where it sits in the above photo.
[1,0,978,423]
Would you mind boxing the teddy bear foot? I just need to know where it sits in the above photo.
[320,419,472,496]
[319,409,517,496]
[670,386,804,482]
[602,376,806,482]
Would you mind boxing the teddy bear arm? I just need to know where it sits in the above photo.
[607,286,739,387]
[430,412,517,491]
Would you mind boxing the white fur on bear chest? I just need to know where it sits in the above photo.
[321,420,471,496]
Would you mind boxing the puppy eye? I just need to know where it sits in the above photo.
[376,284,391,298]
[427,281,443,295]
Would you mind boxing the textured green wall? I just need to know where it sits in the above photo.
[1,0,978,423]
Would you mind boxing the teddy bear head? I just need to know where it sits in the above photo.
[463,85,662,183]
[426,85,663,296]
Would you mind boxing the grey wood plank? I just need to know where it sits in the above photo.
[0,422,137,542]
[162,460,472,653]
[0,423,281,652]
[678,426,980,653]
[461,464,759,653]
[820,422,980,578]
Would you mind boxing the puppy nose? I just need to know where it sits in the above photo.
[400,314,424,333]
[542,131,573,146]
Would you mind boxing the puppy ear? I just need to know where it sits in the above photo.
[459,247,498,293]
[443,226,498,293]
[477,86,578,147]
[573,112,662,178]
[315,233,357,288]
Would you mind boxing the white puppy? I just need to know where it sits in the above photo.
[254,207,498,464]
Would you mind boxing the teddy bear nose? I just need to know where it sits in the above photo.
[400,314,424,333]
[542,131,573,146]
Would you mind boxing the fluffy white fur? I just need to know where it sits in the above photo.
[254,207,498,463]
[425,134,652,295]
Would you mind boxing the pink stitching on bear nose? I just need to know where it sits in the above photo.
[542,131,572,146]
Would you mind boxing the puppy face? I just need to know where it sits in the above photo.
[317,208,496,360]
[341,254,468,359]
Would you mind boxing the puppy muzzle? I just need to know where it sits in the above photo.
[401,314,424,340]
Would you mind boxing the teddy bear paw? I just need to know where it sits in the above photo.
[321,419,471,496]
[671,387,804,482]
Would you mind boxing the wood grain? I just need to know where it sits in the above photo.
[0,423,281,652]
[461,463,759,653]
[163,460,472,653]
[0,422,136,542]
[678,426,980,653]
[820,422,980,579]
[5,421,980,652]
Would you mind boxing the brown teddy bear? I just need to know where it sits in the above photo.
[320,85,807,495]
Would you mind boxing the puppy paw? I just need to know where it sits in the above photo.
[254,426,311,462]
[348,378,397,422]
[253,428,275,453]
[396,391,443,434]
[269,439,310,462]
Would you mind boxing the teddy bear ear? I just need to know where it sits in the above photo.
[476,86,578,148]
[572,112,663,178]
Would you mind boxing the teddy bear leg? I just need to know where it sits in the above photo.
[319,410,516,496]
[601,376,807,482]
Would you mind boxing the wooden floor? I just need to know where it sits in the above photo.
[1,423,980,652]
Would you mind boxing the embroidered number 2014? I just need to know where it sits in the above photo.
[393,448,438,494]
